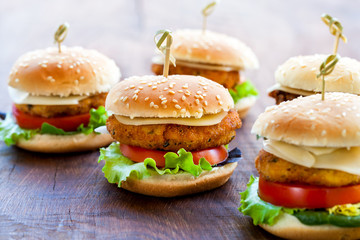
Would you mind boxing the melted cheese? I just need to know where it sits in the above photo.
[8,87,88,105]
[263,139,360,175]
[267,83,314,96]
[151,55,240,72]
[114,111,228,126]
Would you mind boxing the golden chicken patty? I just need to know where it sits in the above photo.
[107,110,242,151]
[255,149,360,187]
[151,63,240,89]
[15,92,107,118]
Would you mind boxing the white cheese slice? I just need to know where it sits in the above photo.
[114,111,228,126]
[263,139,360,175]
[234,96,257,110]
[151,55,240,72]
[267,83,314,96]
[8,87,88,105]
[94,126,109,134]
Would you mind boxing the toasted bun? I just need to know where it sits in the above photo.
[8,46,121,97]
[106,75,234,119]
[252,92,360,147]
[234,96,257,118]
[260,213,360,240]
[275,54,360,93]
[171,29,259,70]
[16,133,113,153]
[121,162,237,197]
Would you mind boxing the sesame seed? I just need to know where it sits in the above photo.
[178,90,183,93]
[171,99,178,104]
[144,97,149,101]
[309,116,316,120]
[195,99,200,105]
[219,101,223,105]
[76,69,80,73]
[182,84,189,89]
[342,112,347,117]
[132,94,138,100]
[80,76,85,80]
[216,95,221,100]
[185,90,191,96]
[57,64,62,68]
[124,86,129,90]
[197,91,202,95]
[342,129,347,137]
[164,87,169,91]
[161,100,167,105]
[153,105,159,109]
[123,96,128,102]
[203,93,207,97]
[69,65,74,69]
[182,95,186,101]
[175,104,181,110]
[120,96,124,101]
[152,86,157,90]
[203,87,207,90]
[126,103,129,109]
[139,86,143,90]
[150,102,155,108]
[41,64,47,68]
[180,109,186,114]
[134,90,140,94]
[169,90,175,95]
[130,85,135,89]
[169,82,175,88]
[204,101,208,106]
[321,130,327,136]
[198,95,204,100]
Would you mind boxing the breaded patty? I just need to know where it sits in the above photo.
[255,149,360,187]
[151,63,240,89]
[107,110,241,151]
[15,92,107,118]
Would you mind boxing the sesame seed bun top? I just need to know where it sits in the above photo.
[8,46,121,97]
[275,54,360,93]
[105,75,234,119]
[251,92,360,147]
[171,29,259,70]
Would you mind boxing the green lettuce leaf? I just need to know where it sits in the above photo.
[40,106,108,135]
[98,142,213,187]
[0,113,38,146]
[238,176,298,225]
[229,80,258,104]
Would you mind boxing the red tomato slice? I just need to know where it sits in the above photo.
[258,176,360,209]
[120,144,228,168]
[12,105,90,131]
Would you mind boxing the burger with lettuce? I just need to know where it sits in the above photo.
[239,93,360,240]
[151,29,259,118]
[0,46,121,152]
[98,75,242,197]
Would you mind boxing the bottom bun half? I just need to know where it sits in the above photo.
[16,133,114,153]
[121,162,238,197]
[234,96,257,118]
[260,213,360,240]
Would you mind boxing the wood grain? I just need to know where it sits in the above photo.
[1,0,360,239]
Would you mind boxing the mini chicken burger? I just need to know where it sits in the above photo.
[239,92,360,240]
[0,46,121,152]
[98,75,242,197]
[268,54,360,104]
[151,29,259,118]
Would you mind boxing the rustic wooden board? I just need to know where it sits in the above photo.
[1,0,360,239]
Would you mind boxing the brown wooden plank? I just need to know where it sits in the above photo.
[0,0,359,239]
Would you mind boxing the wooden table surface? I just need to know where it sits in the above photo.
[1,0,360,239]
